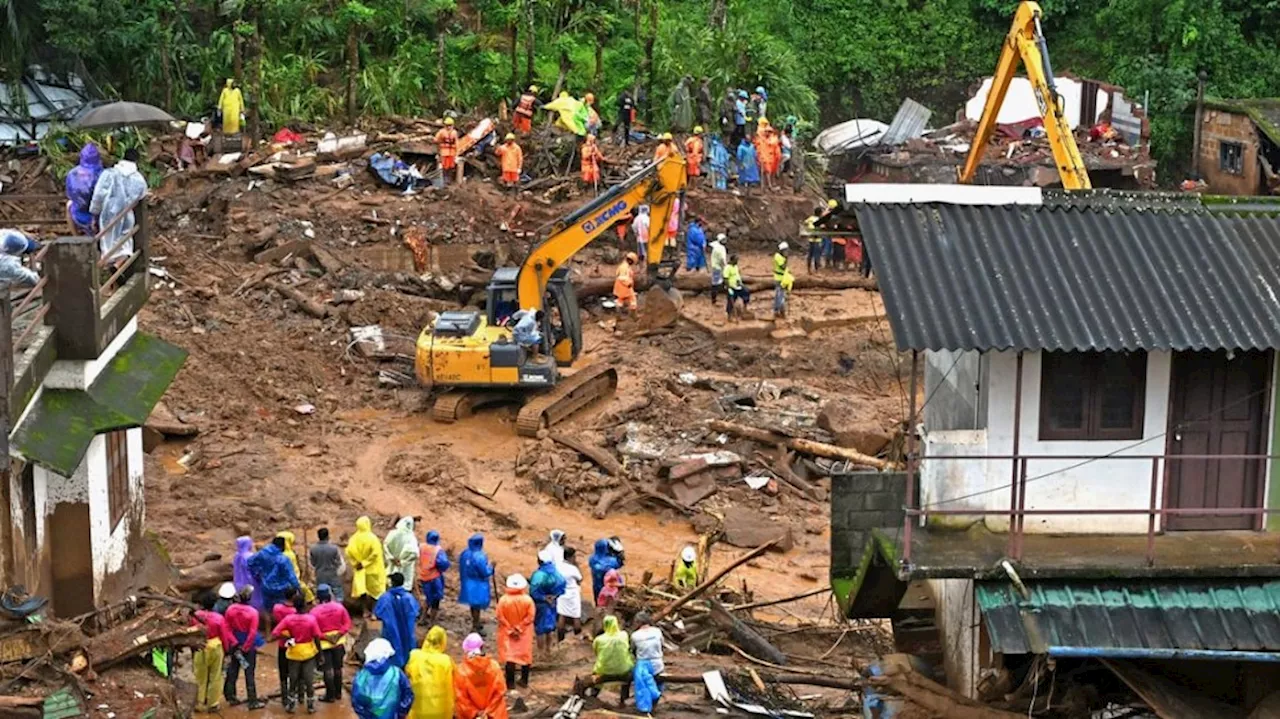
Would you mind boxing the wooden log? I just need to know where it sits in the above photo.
[575,671,859,691]
[772,448,823,501]
[461,494,520,528]
[731,586,830,613]
[593,487,632,519]
[266,280,333,319]
[653,540,776,622]
[174,558,232,593]
[708,419,890,470]
[550,432,624,477]
[254,239,313,265]
[708,599,787,665]
[310,245,347,275]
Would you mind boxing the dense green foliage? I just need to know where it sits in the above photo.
[5,0,1280,173]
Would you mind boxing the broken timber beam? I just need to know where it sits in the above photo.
[708,599,787,665]
[653,540,776,622]
[709,419,890,469]
[549,432,624,477]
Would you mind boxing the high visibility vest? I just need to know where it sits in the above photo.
[419,543,442,582]
[772,252,787,282]
[516,94,536,117]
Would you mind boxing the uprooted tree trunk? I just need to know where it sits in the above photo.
[523,0,535,88]
[346,22,361,125]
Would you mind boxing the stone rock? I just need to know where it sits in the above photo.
[721,507,794,552]
[817,399,893,457]
[636,285,682,331]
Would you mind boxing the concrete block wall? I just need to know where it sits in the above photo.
[1201,109,1261,196]
[831,471,909,576]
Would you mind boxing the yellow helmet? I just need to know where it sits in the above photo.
[662,132,673,141]
[444,117,455,126]
[694,125,704,134]
[625,252,638,262]
[528,85,539,93]
[827,198,838,209]
[759,117,771,127]
[505,133,516,141]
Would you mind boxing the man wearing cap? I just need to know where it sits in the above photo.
[495,134,523,194]
[214,582,236,614]
[673,546,698,589]
[513,86,541,134]
[311,584,353,703]
[773,242,790,319]
[434,117,459,184]
[496,574,535,689]
[684,127,705,182]
[653,132,678,163]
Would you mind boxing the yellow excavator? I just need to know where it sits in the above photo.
[414,152,687,436]
[960,0,1091,189]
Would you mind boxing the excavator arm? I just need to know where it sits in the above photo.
[959,0,1091,190]
[515,152,687,310]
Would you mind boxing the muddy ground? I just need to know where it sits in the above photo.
[6,130,906,717]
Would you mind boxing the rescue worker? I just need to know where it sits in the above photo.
[529,551,566,656]
[696,77,714,127]
[65,143,102,235]
[458,533,495,634]
[310,527,346,603]
[685,216,707,272]
[455,633,508,719]
[555,546,585,641]
[510,307,543,357]
[757,119,782,191]
[406,626,454,719]
[418,530,450,626]
[495,134,523,193]
[751,86,769,126]
[804,206,824,274]
[542,530,567,565]
[631,205,651,266]
[773,242,790,319]
[224,587,264,709]
[669,75,694,133]
[708,233,728,304]
[214,582,236,614]
[248,535,300,619]
[708,134,730,191]
[684,126,704,182]
[385,517,419,592]
[591,616,634,707]
[347,516,388,608]
[612,252,638,315]
[617,90,635,146]
[580,133,605,190]
[352,638,415,719]
[375,573,421,670]
[496,574,536,689]
[217,78,245,136]
[736,137,760,193]
[588,538,621,604]
[653,132,678,162]
[732,90,748,148]
[724,253,749,321]
[584,93,602,136]
[673,546,698,589]
[277,530,314,603]
[821,198,839,268]
[665,195,681,249]
[90,146,147,265]
[271,596,324,714]
[312,584,353,703]
[192,594,233,713]
[434,118,459,184]
[513,86,540,134]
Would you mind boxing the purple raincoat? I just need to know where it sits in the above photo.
[65,144,102,235]
[232,536,263,609]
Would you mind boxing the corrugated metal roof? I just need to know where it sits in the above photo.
[976,578,1280,655]
[880,98,932,146]
[857,203,1280,352]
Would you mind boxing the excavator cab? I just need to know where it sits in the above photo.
[485,266,582,367]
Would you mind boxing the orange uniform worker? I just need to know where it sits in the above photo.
[756,119,782,188]
[613,252,638,313]
[455,633,508,719]
[653,132,678,162]
[496,134,523,189]
[684,127,704,178]
[496,574,535,689]
[434,117,459,175]
[581,134,605,187]
[514,86,540,134]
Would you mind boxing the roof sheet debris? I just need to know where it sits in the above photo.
[880,98,932,146]
[0,71,93,144]
[857,202,1280,352]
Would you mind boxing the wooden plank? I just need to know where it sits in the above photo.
[549,432,624,477]
[1101,658,1245,719]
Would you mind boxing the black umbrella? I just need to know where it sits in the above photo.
[74,101,176,129]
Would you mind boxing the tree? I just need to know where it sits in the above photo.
[341,1,375,124]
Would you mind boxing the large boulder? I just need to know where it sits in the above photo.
[818,399,892,457]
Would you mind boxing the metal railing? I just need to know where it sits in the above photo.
[94,198,145,303]
[11,242,50,355]
[903,453,1280,567]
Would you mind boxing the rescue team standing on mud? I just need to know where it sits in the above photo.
[191,519,693,717]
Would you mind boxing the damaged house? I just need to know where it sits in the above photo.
[832,186,1280,716]
[1196,98,1280,196]
[2,201,185,617]
[823,75,1154,190]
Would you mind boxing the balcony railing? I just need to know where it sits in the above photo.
[904,453,1280,568]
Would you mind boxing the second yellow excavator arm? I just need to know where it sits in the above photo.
[516,152,687,309]
[960,0,1091,190]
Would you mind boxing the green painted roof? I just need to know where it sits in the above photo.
[13,333,187,476]
[1204,97,1280,147]
[976,578,1280,655]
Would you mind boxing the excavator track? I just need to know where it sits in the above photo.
[516,365,619,437]
[431,390,523,423]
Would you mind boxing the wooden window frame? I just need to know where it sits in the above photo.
[105,430,129,530]
[1220,140,1244,176]
[1039,351,1147,441]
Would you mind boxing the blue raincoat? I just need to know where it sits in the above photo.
[736,141,760,185]
[374,585,420,669]
[65,144,102,234]
[352,658,415,719]
[457,534,494,609]
[246,543,299,599]
[708,136,730,191]
[420,530,450,606]
[588,539,620,604]
[529,560,567,636]
[633,658,663,713]
[685,221,707,271]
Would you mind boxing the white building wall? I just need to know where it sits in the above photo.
[929,578,980,698]
[86,428,144,597]
[920,350,1173,534]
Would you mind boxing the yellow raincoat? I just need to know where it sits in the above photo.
[277,531,315,602]
[673,558,698,589]
[592,615,634,677]
[406,626,455,719]
[346,516,387,599]
[218,80,244,135]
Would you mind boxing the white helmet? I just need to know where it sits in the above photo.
[681,546,697,563]
[716,233,727,243]
[778,241,789,252]
[507,573,529,590]
[218,582,236,600]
